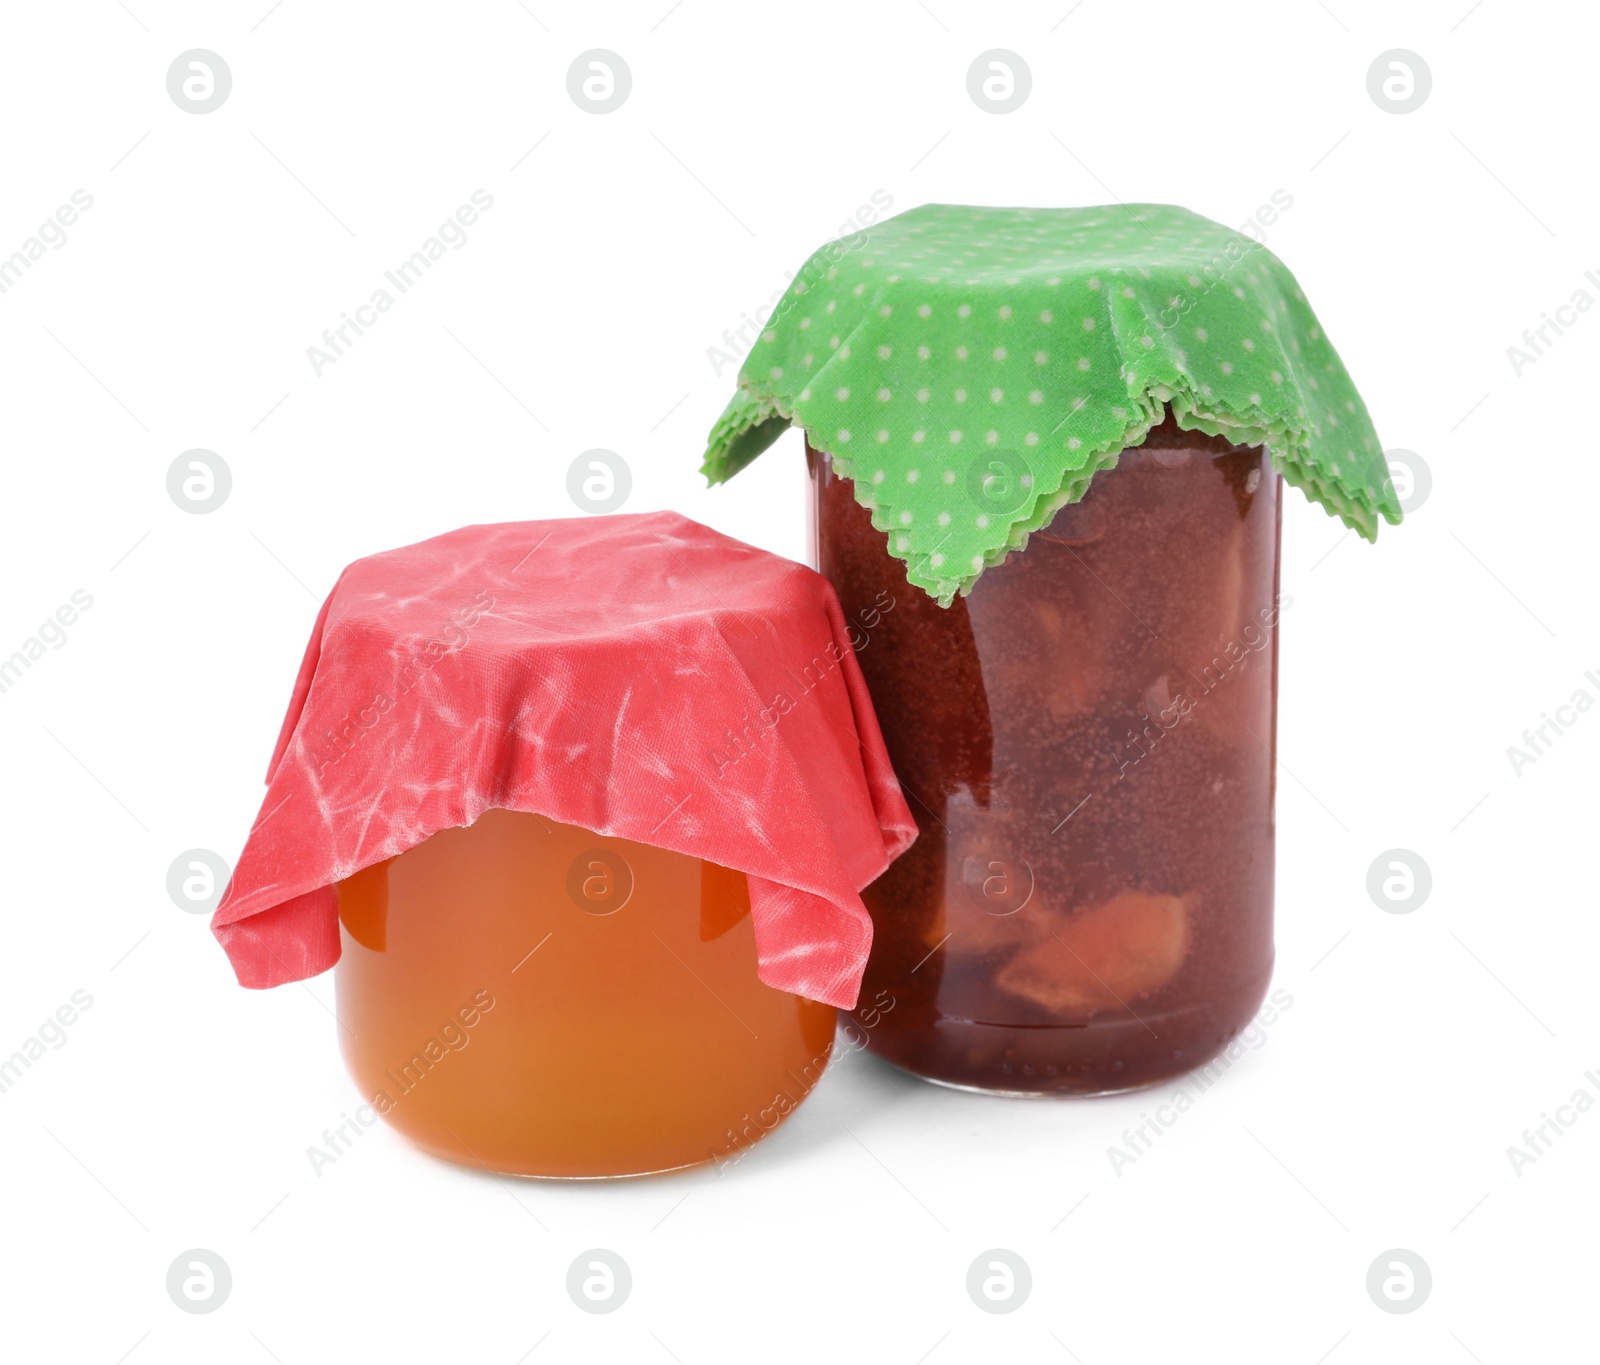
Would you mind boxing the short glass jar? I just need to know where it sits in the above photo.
[811,419,1283,1095]
[335,809,837,1175]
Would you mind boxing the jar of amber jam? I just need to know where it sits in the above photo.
[811,421,1282,1094]
[702,203,1400,1096]
[336,810,837,1176]
[212,514,915,1171]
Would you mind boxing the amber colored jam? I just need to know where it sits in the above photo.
[334,810,837,1176]
[811,418,1283,1095]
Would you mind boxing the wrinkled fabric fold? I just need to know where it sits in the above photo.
[212,512,917,1008]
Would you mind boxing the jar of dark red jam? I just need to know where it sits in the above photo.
[704,203,1399,1093]
[811,418,1284,1095]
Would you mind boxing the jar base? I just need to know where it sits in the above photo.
[379,1113,801,1181]
[891,1066,1175,1101]
[403,1135,712,1181]
[858,963,1275,1097]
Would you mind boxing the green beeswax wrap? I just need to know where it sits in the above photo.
[703,203,1400,605]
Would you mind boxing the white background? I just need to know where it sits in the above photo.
[1,2,1594,1361]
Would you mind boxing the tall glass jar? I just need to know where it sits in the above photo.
[811,419,1283,1095]
[335,809,838,1175]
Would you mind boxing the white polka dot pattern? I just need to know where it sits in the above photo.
[703,203,1399,604]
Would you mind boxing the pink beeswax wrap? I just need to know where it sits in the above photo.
[212,512,917,1008]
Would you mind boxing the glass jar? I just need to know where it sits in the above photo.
[335,808,838,1176]
[811,419,1283,1095]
